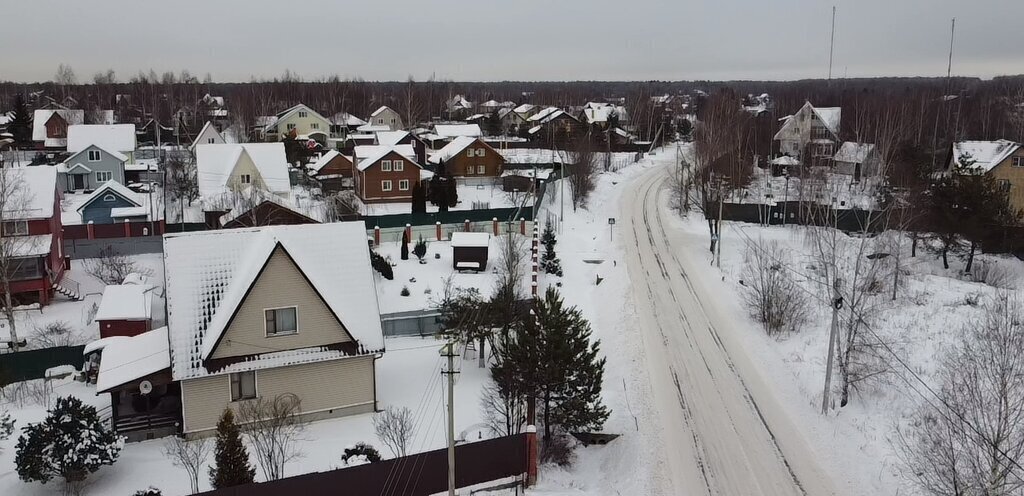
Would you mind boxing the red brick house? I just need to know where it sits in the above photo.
[353,145,432,203]
[1,166,73,305]
[428,136,506,178]
[95,283,154,338]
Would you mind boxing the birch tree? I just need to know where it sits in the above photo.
[0,169,31,350]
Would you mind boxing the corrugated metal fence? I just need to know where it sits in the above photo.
[0,345,85,383]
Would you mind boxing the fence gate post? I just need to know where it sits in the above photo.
[435,221,442,241]
[87,221,95,240]
[123,218,131,237]
[492,217,498,236]
[374,226,380,246]
[404,223,411,242]
[520,217,526,235]
[526,425,538,486]
[464,219,470,232]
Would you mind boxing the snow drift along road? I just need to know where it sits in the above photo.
[621,166,838,495]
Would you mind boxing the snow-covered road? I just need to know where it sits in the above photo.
[621,166,839,495]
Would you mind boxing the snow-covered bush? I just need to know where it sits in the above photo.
[15,396,124,495]
[132,487,162,496]
[400,286,410,297]
[970,258,1022,289]
[31,320,77,348]
[341,442,381,466]
[740,239,809,336]
[370,251,394,280]
[0,410,13,449]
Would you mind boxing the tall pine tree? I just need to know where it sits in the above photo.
[209,409,255,489]
[8,94,32,145]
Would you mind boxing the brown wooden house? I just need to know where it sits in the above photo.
[428,136,506,178]
[353,145,431,203]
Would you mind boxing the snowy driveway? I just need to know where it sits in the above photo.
[620,166,838,495]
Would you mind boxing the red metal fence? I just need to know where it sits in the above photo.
[197,433,528,496]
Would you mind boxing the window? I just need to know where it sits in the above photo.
[287,123,296,130]
[87,150,101,161]
[477,165,486,175]
[466,148,475,157]
[2,221,28,236]
[399,179,410,191]
[239,174,252,184]
[310,122,319,130]
[207,138,215,144]
[377,118,384,125]
[381,180,393,191]
[381,160,392,172]
[95,171,113,182]
[476,148,486,157]
[7,258,41,281]
[298,111,308,118]
[999,179,1012,193]
[230,371,257,401]
[264,307,297,336]
[393,160,404,172]
[102,194,117,202]
[1014,157,1024,168]
[390,118,396,125]
[466,166,474,175]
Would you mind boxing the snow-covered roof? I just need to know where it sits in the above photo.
[95,284,153,321]
[951,140,1021,173]
[434,124,482,139]
[1,166,57,220]
[833,142,876,164]
[370,106,394,117]
[216,187,320,226]
[428,136,494,164]
[528,107,561,123]
[76,181,144,213]
[83,336,130,356]
[451,232,490,248]
[32,109,84,145]
[332,112,367,127]
[357,124,392,133]
[513,104,536,115]
[96,326,170,393]
[770,156,800,166]
[310,150,350,174]
[163,223,385,380]
[813,107,842,135]
[501,169,552,180]
[354,145,417,171]
[195,143,291,197]
[376,130,410,146]
[67,124,136,154]
[4,234,52,257]
[110,206,150,218]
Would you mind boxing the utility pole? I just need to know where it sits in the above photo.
[821,277,843,414]
[827,6,836,84]
[440,342,459,496]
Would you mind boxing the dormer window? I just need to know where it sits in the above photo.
[265,307,298,336]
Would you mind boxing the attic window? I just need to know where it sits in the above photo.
[298,111,308,118]
[466,149,474,157]
[240,174,252,184]
[102,194,117,202]
[265,307,297,336]
[393,160,404,172]
[381,160,392,172]
[1014,157,1024,168]
[208,138,215,144]
[88,150,102,162]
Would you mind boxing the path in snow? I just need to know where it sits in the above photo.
[620,166,839,495]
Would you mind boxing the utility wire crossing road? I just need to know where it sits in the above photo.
[621,167,839,496]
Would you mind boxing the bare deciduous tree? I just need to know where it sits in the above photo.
[237,393,305,481]
[740,238,810,336]
[163,435,212,494]
[897,293,1024,495]
[84,246,151,285]
[480,378,527,437]
[567,137,596,210]
[0,168,30,349]
[320,191,359,223]
[371,406,415,458]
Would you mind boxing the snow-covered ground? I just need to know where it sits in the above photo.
[0,336,492,496]
[359,182,532,216]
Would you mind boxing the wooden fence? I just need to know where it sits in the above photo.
[196,433,528,496]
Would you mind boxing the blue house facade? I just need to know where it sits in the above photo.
[76,181,147,224]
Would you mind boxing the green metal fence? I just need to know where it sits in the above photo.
[362,206,534,229]
[0,345,85,384]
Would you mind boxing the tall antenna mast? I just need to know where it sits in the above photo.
[946,18,956,91]
[827,6,836,83]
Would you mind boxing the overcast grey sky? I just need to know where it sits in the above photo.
[4,0,1023,83]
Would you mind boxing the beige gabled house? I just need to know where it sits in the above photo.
[948,140,1024,215]
[773,102,841,167]
[262,103,333,144]
[163,223,385,435]
[368,106,404,131]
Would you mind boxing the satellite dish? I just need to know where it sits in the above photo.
[139,380,153,395]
